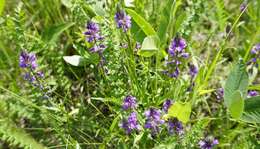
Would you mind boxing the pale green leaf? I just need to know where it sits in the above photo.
[229,90,244,119]
[167,102,192,123]
[224,60,248,107]
[0,0,5,16]
[138,35,159,57]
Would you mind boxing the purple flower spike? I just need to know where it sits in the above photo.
[162,99,173,113]
[199,137,219,149]
[85,21,101,43]
[120,112,140,134]
[168,37,187,56]
[84,21,105,53]
[164,37,189,78]
[114,10,131,32]
[122,95,137,110]
[144,108,164,136]
[189,64,198,78]
[248,90,258,97]
[167,118,183,135]
[19,51,38,69]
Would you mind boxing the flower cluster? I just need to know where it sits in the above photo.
[199,137,219,149]
[122,95,137,110]
[120,112,141,134]
[19,51,44,87]
[189,63,198,79]
[164,37,189,78]
[248,90,258,97]
[162,99,184,135]
[162,99,173,113]
[120,97,185,137]
[144,108,165,136]
[84,21,106,53]
[249,43,260,64]
[114,10,131,32]
[120,95,140,134]
[167,118,184,135]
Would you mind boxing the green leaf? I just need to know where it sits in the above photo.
[229,90,244,119]
[137,36,159,57]
[0,0,5,16]
[167,101,191,123]
[224,60,249,107]
[0,118,46,149]
[125,8,156,36]
[42,22,75,44]
[241,96,260,123]
[109,115,120,132]
[63,55,87,66]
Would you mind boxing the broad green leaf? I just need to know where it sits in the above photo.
[42,22,75,44]
[138,36,159,57]
[224,60,248,107]
[167,102,191,123]
[241,96,260,123]
[63,55,87,66]
[229,90,244,119]
[0,0,5,16]
[126,8,156,36]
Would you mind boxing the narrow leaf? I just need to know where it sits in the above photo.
[126,8,156,36]
[42,22,75,43]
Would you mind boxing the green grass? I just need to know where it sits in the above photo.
[0,0,260,148]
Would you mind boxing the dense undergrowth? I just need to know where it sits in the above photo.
[0,0,260,148]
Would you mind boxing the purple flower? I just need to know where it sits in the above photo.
[249,43,260,64]
[122,95,137,110]
[162,99,173,113]
[144,108,164,136]
[199,137,219,149]
[216,88,224,100]
[189,64,198,78]
[250,43,260,54]
[248,90,258,97]
[84,22,105,53]
[84,21,102,43]
[114,10,131,32]
[19,51,38,69]
[120,112,140,134]
[168,37,187,57]
[164,37,189,78]
[240,2,247,12]
[167,118,183,135]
